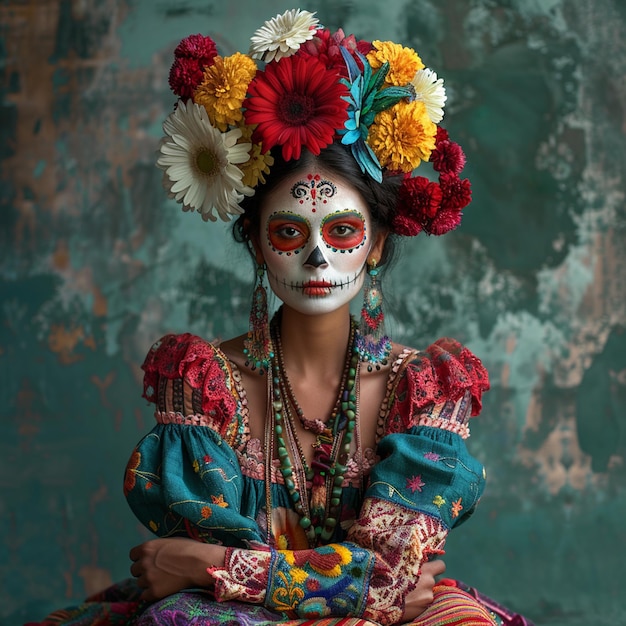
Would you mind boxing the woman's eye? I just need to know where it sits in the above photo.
[331,224,355,236]
[278,226,302,238]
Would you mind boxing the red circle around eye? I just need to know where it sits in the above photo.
[268,218,309,252]
[322,215,365,249]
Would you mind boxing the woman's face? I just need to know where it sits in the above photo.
[257,169,383,316]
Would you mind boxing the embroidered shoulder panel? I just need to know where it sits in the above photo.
[141,333,243,446]
[383,338,490,437]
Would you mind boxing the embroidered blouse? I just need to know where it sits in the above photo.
[125,333,489,625]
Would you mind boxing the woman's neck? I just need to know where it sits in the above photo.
[276,305,353,379]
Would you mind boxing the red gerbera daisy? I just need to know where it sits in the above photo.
[244,54,349,161]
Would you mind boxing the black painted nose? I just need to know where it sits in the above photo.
[303,246,327,268]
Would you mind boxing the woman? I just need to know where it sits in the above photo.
[36,9,533,626]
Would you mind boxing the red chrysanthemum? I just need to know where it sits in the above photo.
[393,175,444,236]
[435,126,449,143]
[169,57,207,99]
[297,28,372,77]
[169,34,219,99]
[392,214,423,237]
[244,54,349,161]
[440,172,472,209]
[431,140,466,174]
[428,208,463,235]
[174,33,218,61]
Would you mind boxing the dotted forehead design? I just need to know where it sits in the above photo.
[290,174,337,212]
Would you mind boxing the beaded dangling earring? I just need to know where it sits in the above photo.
[243,263,273,374]
[355,259,391,371]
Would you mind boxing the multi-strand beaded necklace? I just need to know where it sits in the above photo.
[268,313,360,548]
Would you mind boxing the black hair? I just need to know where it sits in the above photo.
[233,141,401,268]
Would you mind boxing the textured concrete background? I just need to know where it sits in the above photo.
[1,1,625,624]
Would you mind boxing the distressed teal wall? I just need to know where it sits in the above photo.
[1,1,625,624]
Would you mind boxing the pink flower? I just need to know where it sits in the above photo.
[406,475,425,493]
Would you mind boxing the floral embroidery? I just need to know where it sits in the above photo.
[406,474,425,493]
[123,450,141,496]
[451,497,463,518]
[201,506,212,519]
[271,569,306,611]
[433,495,446,507]
[211,494,229,507]
[149,520,159,532]
[424,451,440,461]
[193,459,200,473]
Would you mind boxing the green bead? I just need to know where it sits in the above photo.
[299,517,312,529]
[278,446,288,459]
[341,402,348,411]
[346,409,355,420]
[285,478,295,491]
[332,487,342,497]
[344,432,353,443]
[347,421,355,432]
[325,517,337,528]
[349,368,356,377]
[282,467,292,477]
[273,401,283,411]
[334,475,344,486]
[275,424,283,435]
[330,497,340,507]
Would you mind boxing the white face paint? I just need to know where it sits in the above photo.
[259,171,375,315]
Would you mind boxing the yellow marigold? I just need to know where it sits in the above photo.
[367,40,424,87]
[237,122,274,187]
[194,52,257,131]
[368,100,436,173]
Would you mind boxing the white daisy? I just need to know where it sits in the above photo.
[249,9,319,63]
[157,100,253,222]
[410,68,447,124]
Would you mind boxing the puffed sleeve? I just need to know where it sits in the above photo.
[124,333,264,547]
[210,339,490,624]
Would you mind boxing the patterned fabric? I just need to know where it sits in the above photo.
[31,333,533,625]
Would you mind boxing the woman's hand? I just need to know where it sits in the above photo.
[401,559,446,622]
[129,538,227,601]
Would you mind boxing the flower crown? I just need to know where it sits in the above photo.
[157,8,471,236]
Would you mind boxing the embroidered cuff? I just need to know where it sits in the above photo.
[211,547,270,603]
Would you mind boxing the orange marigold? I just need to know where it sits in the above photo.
[367,40,424,86]
[194,52,257,131]
[368,100,436,172]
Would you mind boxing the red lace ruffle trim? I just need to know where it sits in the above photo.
[141,333,236,423]
[398,337,490,425]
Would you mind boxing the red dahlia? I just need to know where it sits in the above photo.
[244,54,349,161]
[393,176,443,236]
